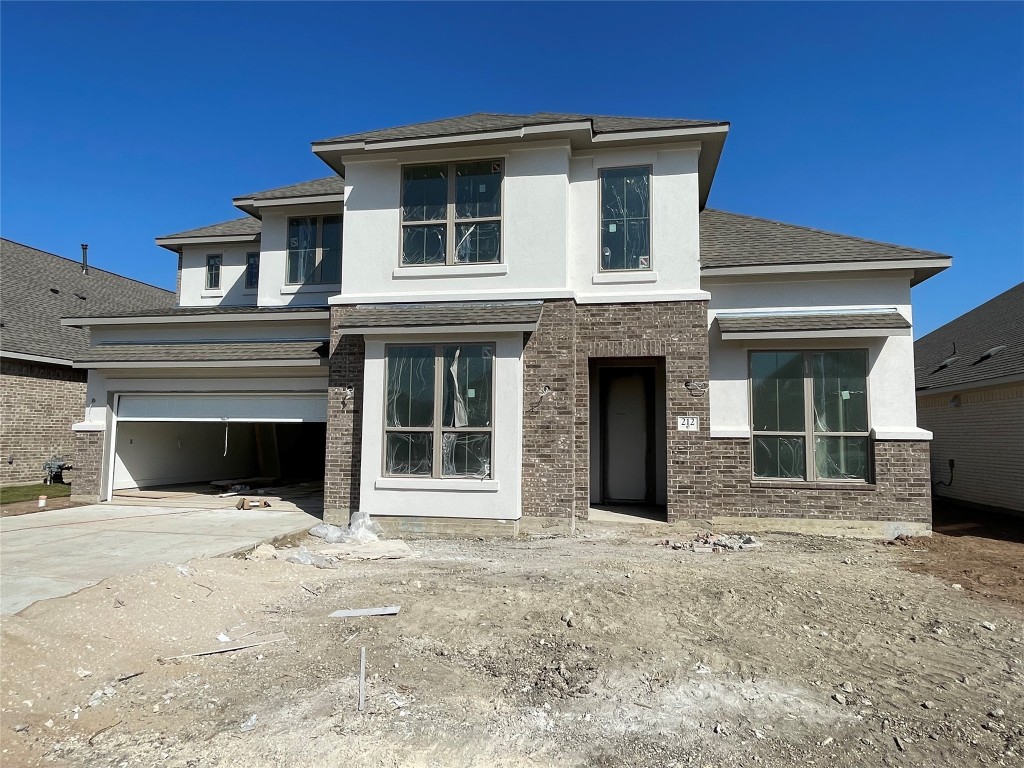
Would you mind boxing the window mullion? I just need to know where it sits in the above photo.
[432,346,443,478]
[804,352,816,481]
[446,164,456,266]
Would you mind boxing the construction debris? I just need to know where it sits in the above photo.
[249,541,416,568]
[358,647,367,712]
[161,632,287,661]
[329,606,401,619]
[235,498,272,510]
[659,532,764,553]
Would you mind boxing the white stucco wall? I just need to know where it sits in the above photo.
[179,243,261,307]
[705,274,924,437]
[337,140,706,305]
[358,333,523,520]
[257,202,343,307]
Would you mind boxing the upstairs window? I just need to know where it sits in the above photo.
[205,254,222,290]
[384,343,494,478]
[750,350,870,482]
[401,160,503,266]
[245,252,260,290]
[600,166,651,271]
[287,215,341,285]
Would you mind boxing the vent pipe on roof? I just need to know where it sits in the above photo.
[81,244,89,275]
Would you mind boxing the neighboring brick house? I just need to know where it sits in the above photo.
[915,282,1023,515]
[0,239,173,486]
[64,112,951,535]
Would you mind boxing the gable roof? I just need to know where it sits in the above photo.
[0,239,175,364]
[914,282,1024,392]
[700,209,950,274]
[313,112,728,146]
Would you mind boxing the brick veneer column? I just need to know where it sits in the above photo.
[324,310,365,525]
[521,300,577,519]
[70,429,104,502]
[573,301,711,522]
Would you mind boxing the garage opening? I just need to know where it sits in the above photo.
[109,393,327,514]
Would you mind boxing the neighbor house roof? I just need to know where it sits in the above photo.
[0,238,174,364]
[313,112,728,146]
[914,282,1024,392]
[334,301,543,332]
[700,209,950,282]
[717,310,910,337]
[75,340,328,367]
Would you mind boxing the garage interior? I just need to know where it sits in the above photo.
[110,421,326,514]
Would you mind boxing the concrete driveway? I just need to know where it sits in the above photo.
[0,503,319,615]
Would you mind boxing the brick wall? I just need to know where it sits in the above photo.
[521,300,711,522]
[706,438,931,523]
[0,358,86,485]
[71,429,105,502]
[324,312,365,525]
[918,383,1024,513]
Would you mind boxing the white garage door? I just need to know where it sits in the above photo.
[117,393,327,422]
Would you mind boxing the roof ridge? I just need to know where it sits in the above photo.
[0,237,174,295]
[703,209,950,260]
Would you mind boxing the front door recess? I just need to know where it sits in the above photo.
[600,367,655,503]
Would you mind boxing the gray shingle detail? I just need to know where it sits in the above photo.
[314,112,727,145]
[237,176,346,201]
[158,217,262,240]
[700,209,949,269]
[915,282,1023,391]
[717,311,911,334]
[334,301,544,329]
[65,305,328,322]
[0,239,174,361]
[76,340,328,365]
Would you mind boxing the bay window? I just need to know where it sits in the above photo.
[401,160,502,266]
[287,215,341,285]
[384,343,494,478]
[750,350,870,481]
[600,166,651,271]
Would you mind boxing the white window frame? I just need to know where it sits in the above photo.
[400,160,504,267]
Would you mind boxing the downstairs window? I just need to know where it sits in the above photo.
[384,343,494,478]
[750,350,870,481]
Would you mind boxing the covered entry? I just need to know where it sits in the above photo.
[109,393,327,497]
[589,359,667,516]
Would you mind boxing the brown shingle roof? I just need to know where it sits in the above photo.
[237,176,346,201]
[0,239,174,362]
[717,311,910,334]
[915,282,1024,391]
[334,301,543,329]
[700,209,949,269]
[76,340,328,366]
[314,112,727,145]
[158,216,261,240]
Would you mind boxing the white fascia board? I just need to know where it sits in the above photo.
[343,323,538,336]
[701,258,952,279]
[590,124,730,143]
[720,327,912,340]
[0,350,73,366]
[154,233,260,248]
[871,427,933,441]
[915,373,1024,397]
[76,358,325,370]
[62,311,330,327]
[576,289,712,304]
[329,289,574,305]
[251,194,345,209]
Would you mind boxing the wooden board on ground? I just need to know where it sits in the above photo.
[328,606,401,619]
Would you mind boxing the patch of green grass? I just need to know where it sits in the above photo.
[0,482,72,504]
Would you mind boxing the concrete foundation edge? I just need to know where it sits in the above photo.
[373,515,521,539]
[710,516,932,539]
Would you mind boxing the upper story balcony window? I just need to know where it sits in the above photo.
[401,160,503,266]
[287,215,341,285]
[600,166,651,271]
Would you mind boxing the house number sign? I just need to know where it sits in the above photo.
[676,416,699,431]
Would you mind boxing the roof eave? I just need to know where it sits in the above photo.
[232,193,345,218]
[701,256,952,282]
[154,232,261,253]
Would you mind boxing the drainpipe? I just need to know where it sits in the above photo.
[81,244,89,275]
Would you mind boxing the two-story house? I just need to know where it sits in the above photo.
[64,113,951,536]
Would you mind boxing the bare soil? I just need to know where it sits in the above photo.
[1,526,1021,767]
[1,497,83,518]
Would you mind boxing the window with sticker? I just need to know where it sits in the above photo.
[600,166,651,271]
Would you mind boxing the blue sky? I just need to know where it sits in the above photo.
[2,1,1021,336]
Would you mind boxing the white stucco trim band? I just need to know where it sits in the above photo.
[72,421,105,432]
[392,264,509,279]
[375,478,499,492]
[0,350,73,366]
[710,427,752,438]
[591,271,659,285]
[871,427,933,441]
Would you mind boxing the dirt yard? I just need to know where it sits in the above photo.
[1,524,1021,767]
